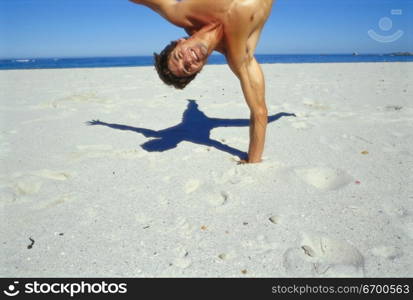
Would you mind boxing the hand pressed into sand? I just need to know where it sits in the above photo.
[237,158,262,165]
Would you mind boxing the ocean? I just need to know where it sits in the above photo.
[1,54,412,70]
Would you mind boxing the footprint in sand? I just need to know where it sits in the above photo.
[32,170,72,181]
[371,246,402,260]
[172,257,192,269]
[196,181,231,207]
[167,217,196,239]
[4,170,73,200]
[11,175,43,196]
[294,167,353,191]
[283,233,364,277]
[219,167,254,185]
[207,191,230,207]
[242,235,278,254]
[184,179,200,194]
[171,247,192,269]
[36,194,72,210]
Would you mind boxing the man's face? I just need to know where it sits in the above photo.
[167,38,208,77]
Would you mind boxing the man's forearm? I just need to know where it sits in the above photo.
[248,112,267,163]
[237,58,268,163]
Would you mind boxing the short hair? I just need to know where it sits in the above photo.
[153,39,200,89]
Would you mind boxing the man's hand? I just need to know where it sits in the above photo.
[237,158,263,165]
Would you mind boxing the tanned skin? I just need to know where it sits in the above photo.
[130,0,274,163]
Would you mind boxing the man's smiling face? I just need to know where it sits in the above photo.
[167,38,208,77]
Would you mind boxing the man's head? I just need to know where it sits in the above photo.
[154,37,209,89]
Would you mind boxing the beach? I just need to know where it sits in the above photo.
[1,62,412,277]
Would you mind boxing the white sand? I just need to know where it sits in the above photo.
[0,62,412,277]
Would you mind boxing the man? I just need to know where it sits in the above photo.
[130,0,274,163]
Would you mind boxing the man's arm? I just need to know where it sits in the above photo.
[129,0,186,27]
[228,55,268,164]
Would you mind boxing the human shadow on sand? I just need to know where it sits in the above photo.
[87,99,295,160]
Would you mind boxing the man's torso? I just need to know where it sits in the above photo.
[177,0,274,59]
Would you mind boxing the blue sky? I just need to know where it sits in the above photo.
[0,0,412,58]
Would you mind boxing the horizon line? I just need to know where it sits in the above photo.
[1,51,412,60]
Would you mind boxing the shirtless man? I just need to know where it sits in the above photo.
[130,0,274,163]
